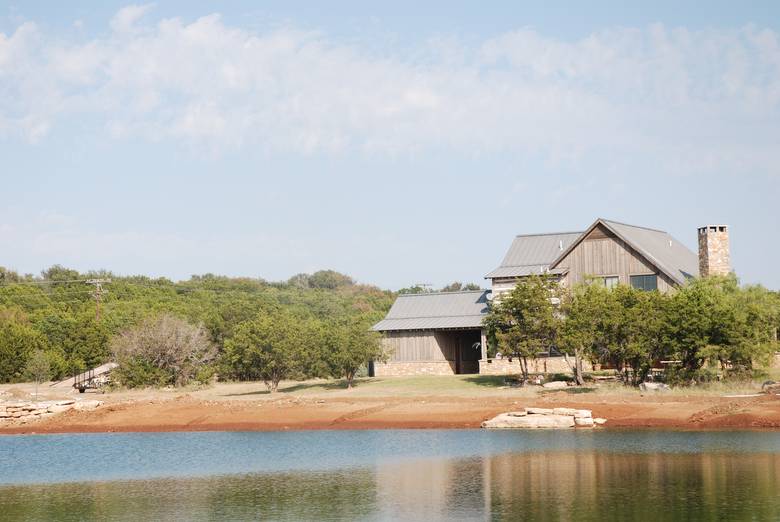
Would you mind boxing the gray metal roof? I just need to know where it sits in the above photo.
[549,218,698,285]
[372,290,489,332]
[485,266,568,278]
[599,219,698,284]
[485,232,582,279]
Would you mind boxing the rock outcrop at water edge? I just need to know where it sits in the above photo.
[482,407,607,429]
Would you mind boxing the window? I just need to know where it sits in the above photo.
[603,276,619,289]
[630,274,658,291]
[588,275,618,288]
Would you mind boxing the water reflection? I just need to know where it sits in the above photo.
[3,452,779,521]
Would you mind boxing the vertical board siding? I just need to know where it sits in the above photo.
[383,331,448,362]
[381,330,482,364]
[558,226,675,293]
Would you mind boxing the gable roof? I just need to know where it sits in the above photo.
[372,290,489,331]
[485,232,582,279]
[549,218,698,285]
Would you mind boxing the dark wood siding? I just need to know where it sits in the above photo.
[381,330,482,373]
[557,224,675,292]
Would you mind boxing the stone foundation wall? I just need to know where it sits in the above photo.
[373,361,456,376]
[479,356,592,376]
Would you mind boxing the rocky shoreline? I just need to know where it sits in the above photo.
[0,399,103,426]
[482,407,607,429]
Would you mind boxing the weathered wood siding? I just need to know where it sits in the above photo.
[383,331,453,362]
[491,278,520,299]
[557,224,675,292]
[381,330,482,374]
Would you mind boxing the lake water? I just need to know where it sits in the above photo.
[1,430,780,521]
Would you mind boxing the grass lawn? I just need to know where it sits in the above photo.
[266,374,526,397]
[259,372,776,399]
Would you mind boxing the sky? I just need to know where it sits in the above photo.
[1,1,779,289]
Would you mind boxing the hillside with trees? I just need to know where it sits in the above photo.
[0,266,395,388]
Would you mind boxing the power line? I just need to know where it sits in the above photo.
[0,279,91,286]
[85,279,111,322]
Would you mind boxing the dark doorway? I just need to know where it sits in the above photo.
[435,330,481,374]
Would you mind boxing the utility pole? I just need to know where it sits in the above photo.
[85,279,111,321]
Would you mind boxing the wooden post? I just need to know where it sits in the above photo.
[480,329,488,361]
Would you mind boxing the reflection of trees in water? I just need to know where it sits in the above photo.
[486,452,780,521]
[375,456,486,520]
[0,470,379,521]
[1,453,779,520]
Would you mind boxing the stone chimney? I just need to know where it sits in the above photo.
[697,225,730,277]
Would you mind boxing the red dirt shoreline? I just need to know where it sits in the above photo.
[3,392,779,435]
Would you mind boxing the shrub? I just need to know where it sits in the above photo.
[111,314,216,388]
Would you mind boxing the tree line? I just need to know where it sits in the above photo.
[0,266,393,390]
[484,274,780,386]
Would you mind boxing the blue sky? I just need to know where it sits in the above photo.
[1,2,779,289]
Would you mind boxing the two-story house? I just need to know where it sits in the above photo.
[371,218,731,377]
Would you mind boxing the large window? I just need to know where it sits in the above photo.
[603,276,619,289]
[630,274,658,291]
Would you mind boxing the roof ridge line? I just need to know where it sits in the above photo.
[397,289,487,296]
[384,313,487,319]
[514,231,583,238]
[599,218,667,234]
[494,263,553,268]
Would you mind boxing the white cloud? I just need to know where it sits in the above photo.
[109,4,154,35]
[0,8,778,175]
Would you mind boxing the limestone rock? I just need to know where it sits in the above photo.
[762,382,780,395]
[553,408,577,416]
[574,417,595,427]
[573,409,592,419]
[639,382,670,392]
[47,404,74,413]
[542,381,568,389]
[73,400,103,411]
[506,411,527,417]
[483,413,575,429]
[593,418,608,425]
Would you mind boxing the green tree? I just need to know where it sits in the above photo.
[327,320,387,388]
[662,276,734,382]
[697,281,778,379]
[224,311,310,391]
[308,270,355,290]
[483,275,559,381]
[0,309,49,383]
[440,282,481,292]
[0,267,23,284]
[25,349,51,397]
[41,265,81,281]
[559,283,609,385]
[560,281,667,386]
[398,285,431,295]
